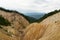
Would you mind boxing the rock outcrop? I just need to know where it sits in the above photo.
[23,12,60,40]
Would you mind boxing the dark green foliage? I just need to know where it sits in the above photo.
[4,29,8,32]
[0,26,3,29]
[0,7,19,13]
[17,12,37,23]
[0,7,37,23]
[36,10,60,22]
[22,16,37,23]
[0,15,11,26]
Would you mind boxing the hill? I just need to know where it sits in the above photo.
[0,7,60,40]
[36,10,60,22]
[23,10,60,40]
[0,7,29,40]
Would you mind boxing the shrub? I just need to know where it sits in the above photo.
[0,15,11,26]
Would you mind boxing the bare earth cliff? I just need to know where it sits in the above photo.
[23,12,60,40]
[0,8,29,40]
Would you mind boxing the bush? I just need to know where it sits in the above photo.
[0,15,11,26]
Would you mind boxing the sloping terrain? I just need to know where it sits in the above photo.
[0,7,60,40]
[36,10,59,22]
[23,10,60,40]
[0,7,29,40]
[23,16,37,23]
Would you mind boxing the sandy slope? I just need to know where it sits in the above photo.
[0,9,29,40]
[23,12,60,40]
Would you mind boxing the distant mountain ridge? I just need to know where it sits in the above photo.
[24,13,45,19]
[23,15,37,23]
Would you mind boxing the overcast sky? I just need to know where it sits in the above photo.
[0,0,60,13]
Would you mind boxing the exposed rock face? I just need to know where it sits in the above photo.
[23,12,60,40]
[0,9,29,40]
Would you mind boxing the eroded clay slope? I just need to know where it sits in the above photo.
[0,8,29,40]
[23,12,60,40]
